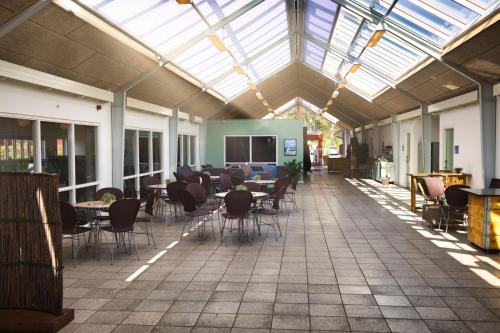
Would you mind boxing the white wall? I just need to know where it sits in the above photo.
[496,96,500,178]
[0,80,113,187]
[439,102,483,188]
[380,124,392,148]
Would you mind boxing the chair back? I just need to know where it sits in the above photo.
[259,172,271,180]
[166,181,187,204]
[143,175,160,188]
[144,190,158,216]
[231,176,244,186]
[224,191,253,218]
[186,183,208,205]
[490,178,500,189]
[290,175,300,191]
[272,185,287,210]
[96,187,124,200]
[245,181,261,192]
[273,177,290,197]
[179,165,193,180]
[199,173,212,193]
[59,201,77,234]
[445,185,470,207]
[186,174,203,184]
[178,189,197,213]
[108,199,140,232]
[219,173,233,191]
[173,172,181,181]
[423,177,444,197]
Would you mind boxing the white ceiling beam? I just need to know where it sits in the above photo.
[0,0,51,38]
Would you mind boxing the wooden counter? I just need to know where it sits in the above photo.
[407,172,469,212]
[462,188,500,251]
[328,157,351,172]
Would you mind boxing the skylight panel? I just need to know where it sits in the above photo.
[174,38,234,84]
[304,0,338,43]
[193,0,249,26]
[329,8,363,55]
[322,52,343,78]
[347,69,386,96]
[323,112,339,124]
[211,72,248,100]
[303,40,325,69]
[247,39,290,82]
[223,0,288,63]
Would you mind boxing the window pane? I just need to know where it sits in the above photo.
[153,132,161,171]
[0,117,34,172]
[139,175,151,201]
[41,121,69,187]
[76,185,97,203]
[189,136,195,166]
[251,136,276,163]
[124,129,136,176]
[177,135,181,166]
[59,190,70,203]
[139,131,150,173]
[225,136,250,163]
[75,125,96,185]
[182,135,189,166]
[123,178,136,198]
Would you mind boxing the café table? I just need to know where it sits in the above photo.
[214,191,269,200]
[245,179,276,185]
[148,184,167,190]
[74,200,113,254]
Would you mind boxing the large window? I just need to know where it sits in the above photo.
[225,135,277,165]
[177,134,196,167]
[0,117,34,172]
[1,116,98,203]
[123,129,163,199]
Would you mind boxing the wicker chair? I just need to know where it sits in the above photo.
[253,185,285,240]
[60,201,90,264]
[165,181,187,217]
[221,191,253,243]
[439,185,470,233]
[178,189,216,240]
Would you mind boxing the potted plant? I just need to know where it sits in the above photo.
[284,159,303,177]
[454,167,463,173]
[100,192,116,204]
[253,174,261,181]
[235,184,248,191]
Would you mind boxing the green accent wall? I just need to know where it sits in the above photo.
[206,119,304,167]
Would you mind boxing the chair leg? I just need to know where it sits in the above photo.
[132,231,139,261]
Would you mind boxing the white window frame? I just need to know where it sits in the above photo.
[177,133,197,168]
[224,135,278,166]
[123,128,164,198]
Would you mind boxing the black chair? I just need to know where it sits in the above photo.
[178,189,216,240]
[221,191,253,243]
[166,181,187,217]
[186,174,203,184]
[490,178,500,189]
[245,181,262,192]
[60,201,90,264]
[135,191,158,248]
[439,185,470,233]
[286,175,300,211]
[231,176,244,187]
[254,185,285,241]
[179,165,194,180]
[98,198,141,264]
[268,177,290,210]
[219,173,233,191]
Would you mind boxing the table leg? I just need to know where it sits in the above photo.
[410,176,417,213]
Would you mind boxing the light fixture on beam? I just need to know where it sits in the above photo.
[332,90,339,98]
[267,108,273,112]
[349,62,361,74]
[233,64,246,75]
[176,0,191,4]
[335,73,343,81]
[326,99,333,106]
[263,100,269,107]
[338,81,347,89]
[207,34,227,52]
[367,23,386,47]
[256,92,263,100]
[247,82,257,90]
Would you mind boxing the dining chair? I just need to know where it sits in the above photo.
[98,198,141,264]
[219,173,233,192]
[221,191,253,243]
[231,176,244,186]
[178,189,216,240]
[490,178,500,189]
[135,191,158,248]
[439,185,470,233]
[244,181,262,192]
[286,175,300,212]
[60,201,90,265]
[253,185,285,240]
[165,181,187,217]
[270,177,290,210]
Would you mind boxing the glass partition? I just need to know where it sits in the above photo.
[124,129,136,176]
[139,130,150,174]
[153,132,161,171]
[74,125,96,185]
[0,117,34,172]
[41,121,69,187]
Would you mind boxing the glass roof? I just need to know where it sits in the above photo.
[79,0,498,105]
[303,0,499,100]
[262,98,339,125]
[80,0,291,102]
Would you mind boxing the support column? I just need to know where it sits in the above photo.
[421,104,431,173]
[480,83,496,187]
[111,90,125,189]
[391,115,400,185]
[373,120,380,158]
[199,116,207,167]
[169,108,179,180]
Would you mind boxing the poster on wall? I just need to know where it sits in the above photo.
[284,139,297,156]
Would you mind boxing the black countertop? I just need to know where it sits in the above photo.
[461,188,500,196]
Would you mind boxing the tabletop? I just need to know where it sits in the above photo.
[461,188,500,196]
[245,179,276,185]
[148,184,167,190]
[214,191,269,199]
[74,200,112,210]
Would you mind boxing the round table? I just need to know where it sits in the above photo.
[148,184,167,190]
[245,179,276,185]
[215,191,269,199]
[74,200,112,210]
[210,176,219,180]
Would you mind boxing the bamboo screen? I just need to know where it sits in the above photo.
[0,173,63,315]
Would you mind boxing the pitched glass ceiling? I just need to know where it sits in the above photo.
[80,0,291,101]
[262,98,339,125]
[303,0,499,100]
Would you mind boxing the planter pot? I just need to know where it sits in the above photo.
[380,177,390,186]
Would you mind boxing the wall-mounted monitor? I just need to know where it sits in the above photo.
[225,135,277,165]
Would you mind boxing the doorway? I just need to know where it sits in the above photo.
[444,128,454,171]
[405,133,411,185]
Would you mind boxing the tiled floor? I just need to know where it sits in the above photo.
[61,172,500,332]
